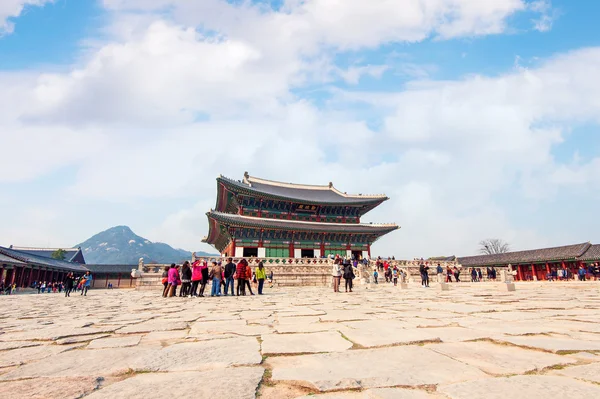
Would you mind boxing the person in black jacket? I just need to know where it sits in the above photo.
[343,261,354,292]
[224,258,236,296]
[180,262,192,297]
[64,273,74,297]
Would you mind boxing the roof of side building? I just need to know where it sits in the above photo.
[458,242,591,267]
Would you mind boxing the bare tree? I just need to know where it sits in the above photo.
[479,239,510,255]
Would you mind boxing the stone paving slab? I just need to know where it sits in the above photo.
[268,346,488,391]
[131,338,261,372]
[262,331,352,354]
[0,376,101,399]
[88,335,142,349]
[85,367,264,399]
[425,341,576,375]
[552,362,600,383]
[495,335,600,353]
[0,347,150,380]
[439,375,600,399]
[294,388,441,398]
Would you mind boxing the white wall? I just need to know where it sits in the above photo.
[314,249,321,258]
[294,249,302,258]
[346,250,352,258]
[362,251,369,259]
[235,247,244,258]
[258,247,266,258]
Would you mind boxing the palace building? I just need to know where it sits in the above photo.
[202,173,399,259]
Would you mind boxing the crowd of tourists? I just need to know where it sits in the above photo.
[161,258,273,298]
[0,271,93,296]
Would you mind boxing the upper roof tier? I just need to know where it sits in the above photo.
[218,173,389,205]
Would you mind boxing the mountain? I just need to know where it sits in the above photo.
[76,226,216,265]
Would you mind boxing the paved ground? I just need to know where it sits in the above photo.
[2,282,600,398]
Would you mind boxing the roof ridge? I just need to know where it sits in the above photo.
[244,173,387,198]
[10,246,81,251]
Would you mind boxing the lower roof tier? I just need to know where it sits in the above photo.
[202,211,399,253]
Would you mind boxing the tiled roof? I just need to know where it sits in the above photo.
[206,211,399,234]
[458,242,591,267]
[219,174,388,205]
[9,246,86,264]
[0,246,88,272]
[0,253,26,265]
[580,244,600,261]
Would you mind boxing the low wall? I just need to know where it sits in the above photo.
[133,258,505,289]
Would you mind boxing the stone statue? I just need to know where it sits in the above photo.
[138,257,144,271]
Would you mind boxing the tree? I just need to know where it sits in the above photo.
[51,249,66,260]
[479,239,510,255]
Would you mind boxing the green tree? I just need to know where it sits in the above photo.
[51,249,66,260]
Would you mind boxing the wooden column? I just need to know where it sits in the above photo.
[27,268,34,287]
[531,263,536,280]
[117,273,121,288]
[517,265,523,281]
[546,262,550,275]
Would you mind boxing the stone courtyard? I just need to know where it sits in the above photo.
[2,282,600,399]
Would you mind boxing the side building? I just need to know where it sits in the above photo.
[458,242,599,281]
[0,246,136,289]
[203,173,399,259]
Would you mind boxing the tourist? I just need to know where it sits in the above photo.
[268,270,274,288]
[244,261,255,295]
[400,268,407,283]
[423,263,430,287]
[210,261,222,297]
[180,261,192,297]
[161,266,170,297]
[471,268,477,282]
[453,266,461,283]
[490,267,497,281]
[392,267,398,286]
[477,268,483,282]
[343,261,354,292]
[332,258,342,292]
[166,264,178,297]
[436,263,443,281]
[224,257,236,296]
[236,259,247,296]
[446,266,453,283]
[256,262,267,295]
[198,259,209,297]
[578,265,587,281]
[64,273,74,297]
[80,271,93,296]
[373,268,378,284]
[190,260,202,297]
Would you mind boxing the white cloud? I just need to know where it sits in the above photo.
[0,0,595,259]
[0,0,53,35]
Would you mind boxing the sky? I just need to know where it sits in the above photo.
[1,0,599,258]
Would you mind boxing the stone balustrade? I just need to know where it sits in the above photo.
[133,257,509,289]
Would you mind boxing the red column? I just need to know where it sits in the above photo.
[367,244,371,258]
[517,265,524,281]
[117,273,121,288]
[26,268,34,287]
[561,261,566,279]
[9,268,16,285]
[546,262,550,275]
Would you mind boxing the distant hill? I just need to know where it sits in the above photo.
[76,226,216,264]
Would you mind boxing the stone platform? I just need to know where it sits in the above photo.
[2,282,600,398]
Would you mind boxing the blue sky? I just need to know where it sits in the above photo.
[1,0,599,258]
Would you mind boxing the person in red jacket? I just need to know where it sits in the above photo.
[244,262,255,296]
[236,259,247,296]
